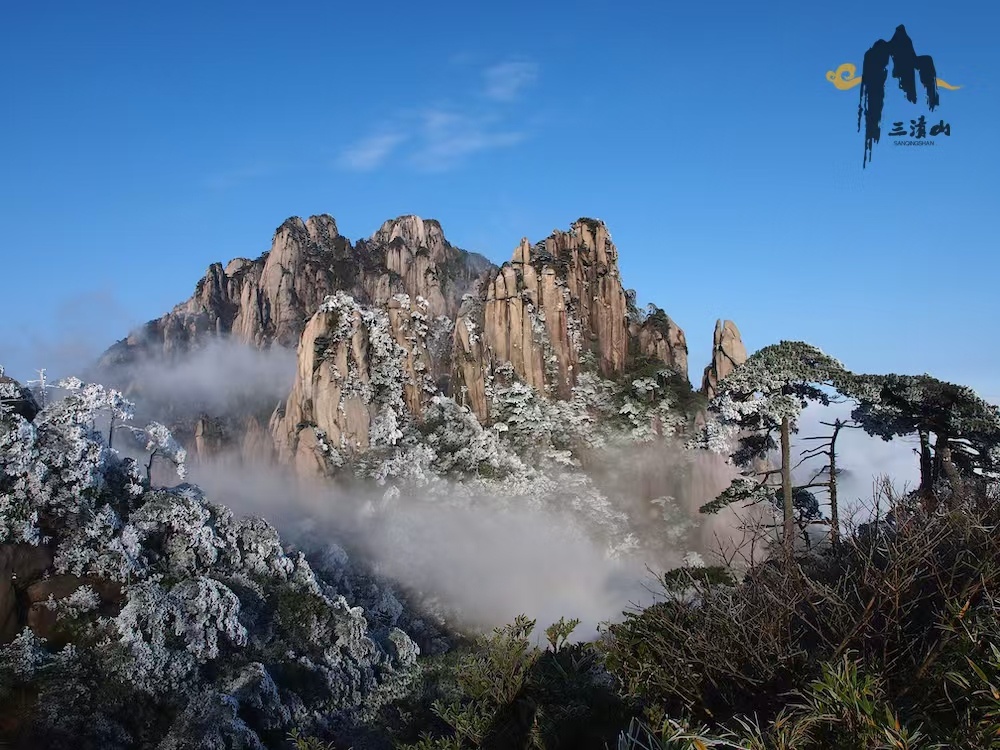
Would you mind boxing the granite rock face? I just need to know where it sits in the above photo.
[100,214,493,366]
[632,309,689,381]
[0,374,40,422]
[701,319,748,399]
[0,543,54,644]
[96,213,734,473]
[96,214,491,467]
[451,219,689,421]
[269,292,439,474]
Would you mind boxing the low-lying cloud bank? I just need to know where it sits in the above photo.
[185,454,659,641]
[106,338,297,416]
[791,400,921,522]
[47,340,940,642]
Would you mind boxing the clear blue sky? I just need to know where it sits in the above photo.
[1,0,997,399]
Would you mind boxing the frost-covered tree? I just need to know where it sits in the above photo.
[352,361,713,571]
[26,368,56,410]
[126,420,188,484]
[353,391,643,558]
[0,366,420,748]
[692,341,851,553]
[848,373,1000,509]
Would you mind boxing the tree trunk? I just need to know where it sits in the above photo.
[781,416,794,554]
[931,431,945,487]
[936,432,964,508]
[829,422,841,547]
[918,430,935,511]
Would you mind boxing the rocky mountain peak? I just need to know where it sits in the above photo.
[95,211,750,477]
[452,218,688,420]
[701,319,748,399]
[372,215,449,263]
[99,213,493,369]
[304,213,339,243]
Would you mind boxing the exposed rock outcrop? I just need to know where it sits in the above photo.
[269,292,437,474]
[1,542,125,648]
[25,575,123,646]
[100,214,493,366]
[701,319,748,399]
[632,308,689,379]
[193,416,226,459]
[0,543,54,644]
[240,415,276,465]
[96,214,491,468]
[97,213,708,470]
[452,219,689,421]
[176,414,276,466]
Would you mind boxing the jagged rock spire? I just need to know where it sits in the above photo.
[99,213,493,366]
[701,319,747,399]
[453,218,689,421]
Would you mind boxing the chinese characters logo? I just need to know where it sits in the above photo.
[826,25,961,168]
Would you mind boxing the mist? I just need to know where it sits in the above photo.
[0,289,141,383]
[143,392,927,642]
[95,339,748,639]
[185,453,661,641]
[11,338,677,639]
[791,400,921,523]
[105,338,297,417]
[109,343,907,640]
[12,336,934,643]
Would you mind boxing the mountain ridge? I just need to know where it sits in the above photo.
[96,212,747,472]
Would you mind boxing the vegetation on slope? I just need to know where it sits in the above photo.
[4,330,1000,749]
[0,368,418,749]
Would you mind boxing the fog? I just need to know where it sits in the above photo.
[107,338,297,417]
[791,399,921,523]
[11,338,931,642]
[186,454,659,640]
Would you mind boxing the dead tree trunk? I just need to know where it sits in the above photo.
[829,421,841,546]
[781,416,794,553]
[936,432,964,508]
[918,429,936,512]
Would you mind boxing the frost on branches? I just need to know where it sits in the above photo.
[690,341,849,461]
[310,292,417,455]
[689,341,851,521]
[353,363,708,562]
[0,366,418,749]
[127,421,188,483]
[353,392,634,548]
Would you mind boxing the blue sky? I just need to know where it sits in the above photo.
[1,0,998,399]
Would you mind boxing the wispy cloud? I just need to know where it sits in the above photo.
[408,109,526,172]
[482,60,539,102]
[0,288,139,383]
[335,132,410,172]
[336,59,539,174]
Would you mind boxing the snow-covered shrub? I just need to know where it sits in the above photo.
[0,367,420,749]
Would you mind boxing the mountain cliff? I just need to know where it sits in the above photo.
[99,213,742,474]
[269,290,443,473]
[100,214,493,365]
[452,219,688,422]
[701,319,748,400]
